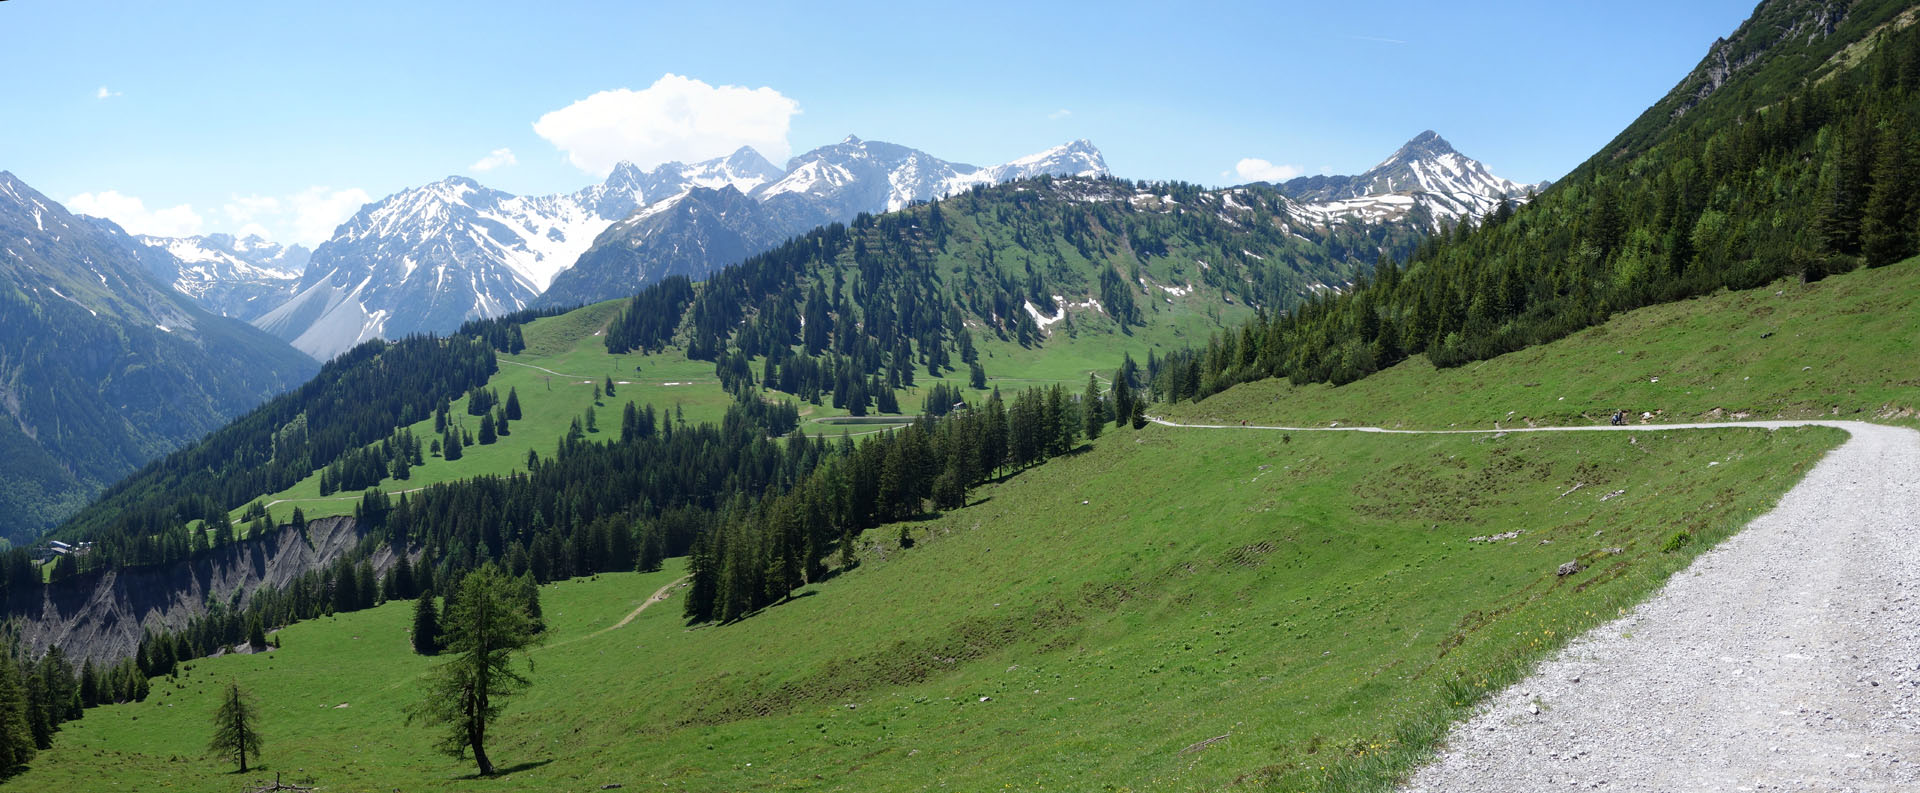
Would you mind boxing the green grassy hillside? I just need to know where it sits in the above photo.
[227,280,1222,527]
[1165,257,1920,430]
[16,418,1839,791]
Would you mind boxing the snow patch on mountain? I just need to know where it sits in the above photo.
[1278,131,1547,230]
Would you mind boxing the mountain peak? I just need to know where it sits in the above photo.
[722,146,780,173]
[1277,131,1541,229]
[1382,131,1457,166]
[841,134,863,145]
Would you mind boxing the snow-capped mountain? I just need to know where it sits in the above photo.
[255,138,1109,359]
[538,138,1110,308]
[1277,131,1548,230]
[247,146,804,360]
[253,176,608,359]
[754,135,1109,222]
[132,233,307,319]
[577,146,784,221]
[941,139,1108,194]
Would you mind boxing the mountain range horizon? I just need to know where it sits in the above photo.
[95,129,1539,361]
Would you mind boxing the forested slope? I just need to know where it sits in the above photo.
[1151,0,1920,401]
[0,173,317,541]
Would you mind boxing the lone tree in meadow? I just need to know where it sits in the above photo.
[208,681,263,773]
[405,564,540,776]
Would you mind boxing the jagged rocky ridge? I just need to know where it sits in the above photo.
[131,232,307,320]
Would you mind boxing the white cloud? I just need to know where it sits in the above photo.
[470,147,518,172]
[217,187,370,246]
[95,86,122,100]
[67,190,203,237]
[533,73,800,177]
[1234,158,1305,183]
[1047,108,1072,120]
[289,187,372,246]
[222,194,283,224]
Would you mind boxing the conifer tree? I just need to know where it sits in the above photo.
[406,566,539,776]
[505,387,522,421]
[77,660,99,709]
[393,554,417,601]
[37,647,77,726]
[478,413,497,445]
[0,655,36,775]
[207,681,263,773]
[1112,376,1134,430]
[1862,123,1916,267]
[837,528,859,571]
[412,591,442,656]
[1083,373,1106,441]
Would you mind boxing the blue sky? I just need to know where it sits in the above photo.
[3,0,1757,245]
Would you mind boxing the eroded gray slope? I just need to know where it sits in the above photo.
[7,516,403,664]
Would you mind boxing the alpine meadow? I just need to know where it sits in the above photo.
[2,2,1919,792]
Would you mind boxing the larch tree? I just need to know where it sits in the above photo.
[405,565,539,776]
[207,680,263,773]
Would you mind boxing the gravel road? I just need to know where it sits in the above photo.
[1394,420,1920,792]
[1149,416,1920,790]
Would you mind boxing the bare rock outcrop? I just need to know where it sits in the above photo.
[6,516,375,664]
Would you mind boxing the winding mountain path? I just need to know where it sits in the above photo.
[1152,416,1920,790]
[540,575,689,654]
[596,575,688,636]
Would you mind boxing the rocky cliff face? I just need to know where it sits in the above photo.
[1665,0,1851,121]
[7,516,394,664]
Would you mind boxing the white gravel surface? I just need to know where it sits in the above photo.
[1400,421,1920,792]
[1151,417,1920,791]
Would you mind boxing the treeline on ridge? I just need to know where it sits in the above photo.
[602,175,1422,401]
